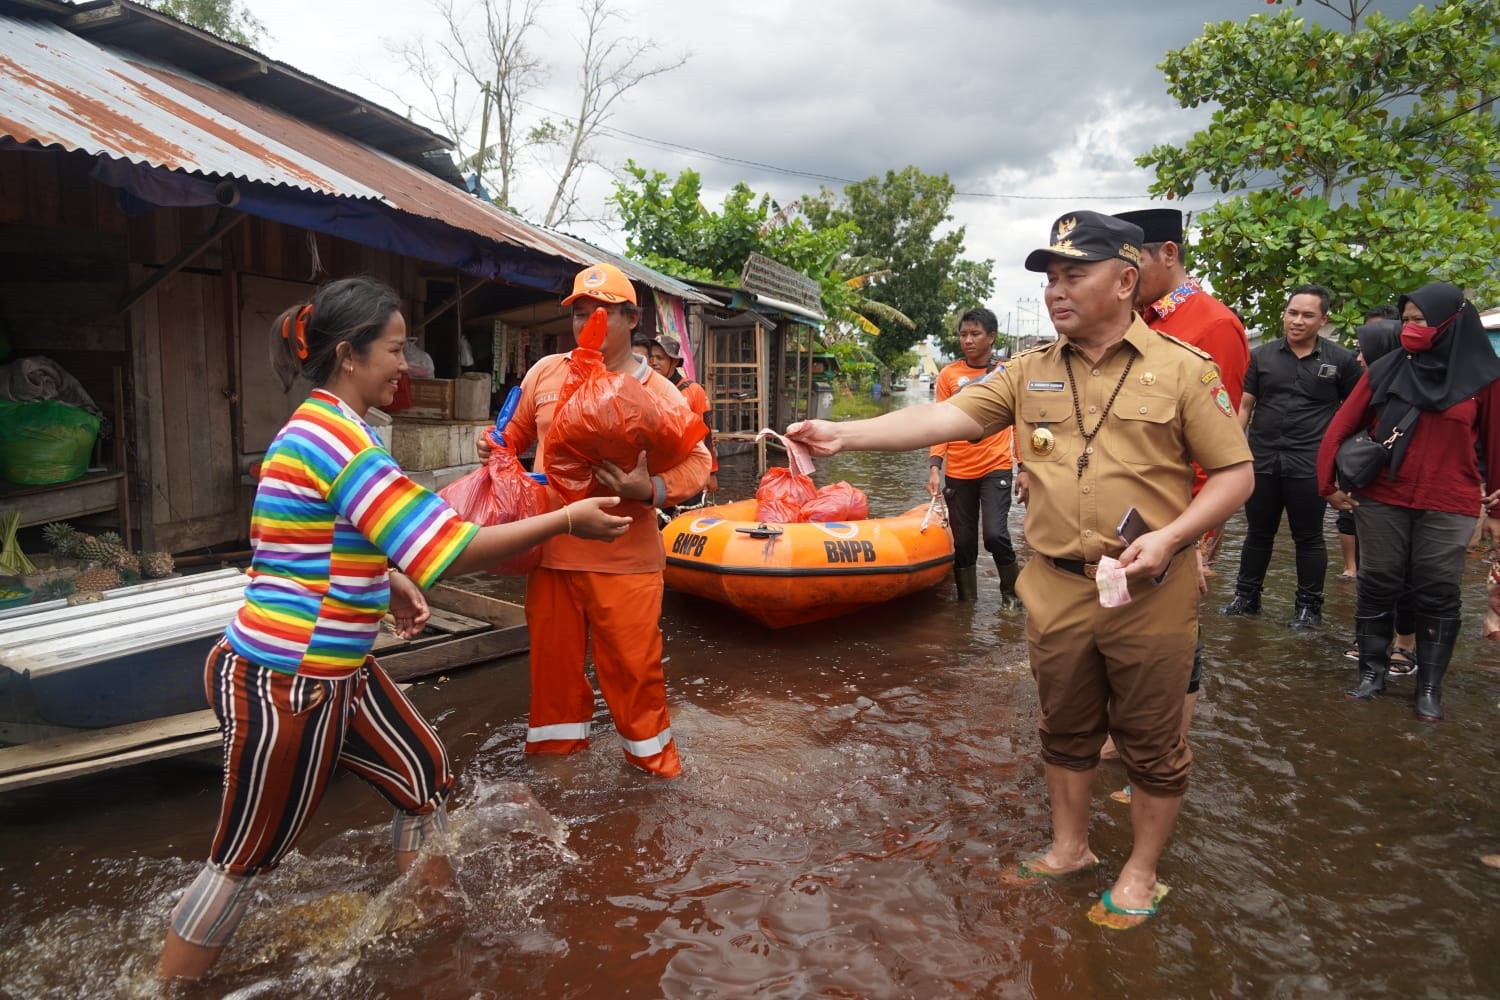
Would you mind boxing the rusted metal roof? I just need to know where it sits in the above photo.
[0,17,383,198]
[64,0,455,162]
[0,13,710,302]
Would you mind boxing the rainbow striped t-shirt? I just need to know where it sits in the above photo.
[225,389,479,677]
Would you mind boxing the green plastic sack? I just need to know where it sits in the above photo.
[0,399,100,485]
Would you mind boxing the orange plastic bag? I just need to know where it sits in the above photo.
[752,429,819,523]
[799,481,868,523]
[546,308,703,503]
[755,466,816,523]
[438,389,550,575]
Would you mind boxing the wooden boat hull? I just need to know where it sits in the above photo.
[0,572,527,742]
[663,499,953,628]
[0,570,247,737]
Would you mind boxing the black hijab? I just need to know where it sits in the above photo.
[1364,281,1500,475]
[1355,319,1402,368]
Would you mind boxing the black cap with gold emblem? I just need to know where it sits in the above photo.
[1024,211,1145,272]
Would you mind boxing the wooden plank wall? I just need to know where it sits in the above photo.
[127,261,239,552]
[0,146,524,554]
[0,150,132,482]
[128,211,418,552]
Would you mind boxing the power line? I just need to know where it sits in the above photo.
[514,97,1210,203]
[1402,93,1500,141]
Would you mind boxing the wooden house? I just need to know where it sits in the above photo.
[0,0,708,555]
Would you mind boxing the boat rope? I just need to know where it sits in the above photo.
[919,494,948,532]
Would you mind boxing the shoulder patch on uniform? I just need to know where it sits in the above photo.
[1211,385,1233,417]
[1157,331,1215,362]
[1200,369,1220,385]
[1009,342,1053,361]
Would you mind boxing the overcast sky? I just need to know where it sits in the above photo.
[242,0,1421,338]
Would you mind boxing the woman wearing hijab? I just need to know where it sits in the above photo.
[1318,282,1500,721]
[1338,319,1419,672]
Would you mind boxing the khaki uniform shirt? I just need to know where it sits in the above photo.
[948,316,1251,564]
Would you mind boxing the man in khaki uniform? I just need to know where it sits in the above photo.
[787,211,1253,927]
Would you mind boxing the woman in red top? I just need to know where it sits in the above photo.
[1319,282,1500,720]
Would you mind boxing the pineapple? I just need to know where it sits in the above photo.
[140,550,175,579]
[113,549,141,575]
[35,578,75,601]
[73,566,121,593]
[67,590,104,605]
[97,531,124,548]
[42,521,79,556]
[74,534,123,566]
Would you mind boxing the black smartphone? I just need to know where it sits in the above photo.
[1116,506,1149,544]
[1116,507,1169,584]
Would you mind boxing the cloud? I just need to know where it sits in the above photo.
[247,0,1423,331]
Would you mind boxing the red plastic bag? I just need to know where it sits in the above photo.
[546,308,703,503]
[755,466,817,523]
[438,444,549,575]
[799,481,868,523]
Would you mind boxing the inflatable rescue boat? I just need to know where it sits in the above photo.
[661,498,954,628]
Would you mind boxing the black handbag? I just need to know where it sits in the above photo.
[1335,407,1420,491]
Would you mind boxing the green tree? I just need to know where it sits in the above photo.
[802,167,993,367]
[142,0,265,47]
[1138,0,1500,337]
[609,161,861,314]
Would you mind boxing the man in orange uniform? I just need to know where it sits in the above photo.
[927,307,1019,607]
[641,334,718,494]
[494,263,711,777]
[1101,208,1249,797]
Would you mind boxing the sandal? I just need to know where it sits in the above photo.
[1388,647,1418,677]
[1343,642,1359,661]
[1087,884,1171,930]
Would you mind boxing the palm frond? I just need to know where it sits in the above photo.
[854,297,915,330]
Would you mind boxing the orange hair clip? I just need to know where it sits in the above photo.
[280,304,313,359]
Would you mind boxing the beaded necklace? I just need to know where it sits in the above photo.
[1063,348,1135,478]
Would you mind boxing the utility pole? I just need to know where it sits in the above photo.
[1016,296,1043,350]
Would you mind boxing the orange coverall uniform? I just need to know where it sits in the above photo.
[671,372,717,476]
[502,352,711,776]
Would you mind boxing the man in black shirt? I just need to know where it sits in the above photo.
[1224,284,1361,628]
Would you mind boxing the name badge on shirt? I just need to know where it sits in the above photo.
[1028,381,1065,391]
[1316,364,1338,380]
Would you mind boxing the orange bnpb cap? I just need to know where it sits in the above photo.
[561,262,637,306]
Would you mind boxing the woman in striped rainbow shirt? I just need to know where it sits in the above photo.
[158,277,630,982]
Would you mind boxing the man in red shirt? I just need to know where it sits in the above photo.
[1102,209,1250,797]
[1117,210,1248,411]
[1118,209,1248,547]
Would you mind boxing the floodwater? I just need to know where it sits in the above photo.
[3,388,1500,999]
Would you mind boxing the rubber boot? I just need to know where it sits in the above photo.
[1229,541,1273,611]
[996,559,1022,612]
[1345,613,1394,700]
[954,565,978,602]
[1412,616,1461,722]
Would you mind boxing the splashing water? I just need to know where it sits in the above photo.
[0,780,580,999]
